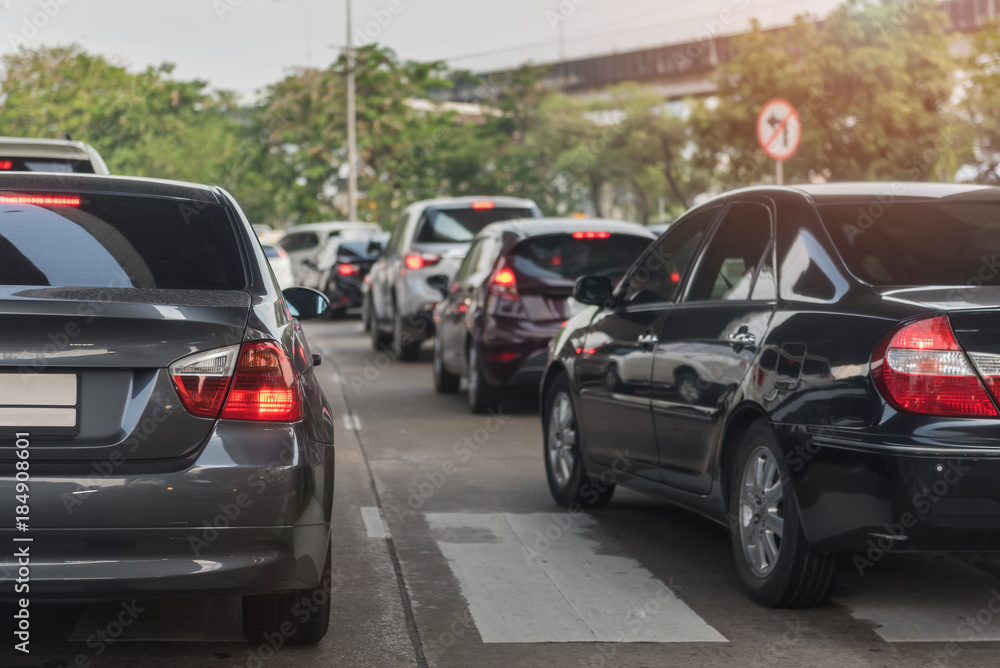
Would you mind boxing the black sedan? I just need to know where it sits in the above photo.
[542,183,1000,607]
[0,172,335,644]
[432,219,654,413]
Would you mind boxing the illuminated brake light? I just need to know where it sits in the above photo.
[0,161,12,170]
[404,253,440,271]
[338,263,357,276]
[221,341,302,422]
[872,316,997,417]
[489,264,519,301]
[572,231,610,239]
[170,342,301,422]
[472,201,495,210]
[0,194,81,206]
[488,352,520,362]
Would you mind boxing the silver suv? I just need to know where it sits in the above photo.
[366,196,541,360]
[0,137,110,174]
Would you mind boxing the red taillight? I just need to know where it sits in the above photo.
[0,194,81,206]
[490,265,519,301]
[572,231,610,239]
[488,352,520,362]
[404,253,440,271]
[873,316,998,417]
[221,341,302,422]
[0,161,12,170]
[472,200,495,210]
[338,263,357,276]
[170,342,301,422]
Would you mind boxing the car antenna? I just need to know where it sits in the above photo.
[62,132,73,140]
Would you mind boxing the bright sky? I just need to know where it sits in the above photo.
[0,0,843,99]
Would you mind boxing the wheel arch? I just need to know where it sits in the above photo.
[717,402,770,513]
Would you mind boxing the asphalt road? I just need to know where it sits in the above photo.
[6,318,1000,667]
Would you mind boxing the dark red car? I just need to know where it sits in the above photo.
[432,219,655,412]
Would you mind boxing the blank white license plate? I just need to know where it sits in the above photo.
[0,373,78,428]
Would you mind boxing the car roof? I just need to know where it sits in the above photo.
[0,171,223,202]
[481,217,656,239]
[281,221,382,234]
[0,136,95,160]
[703,182,1000,204]
[407,196,539,210]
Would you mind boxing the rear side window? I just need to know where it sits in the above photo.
[818,201,1000,286]
[686,202,772,301]
[281,232,319,252]
[0,157,95,174]
[338,240,380,260]
[510,234,651,283]
[0,191,245,290]
[262,245,281,258]
[415,207,535,243]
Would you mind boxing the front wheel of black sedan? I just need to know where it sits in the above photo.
[729,420,839,607]
[242,547,332,646]
[543,374,615,508]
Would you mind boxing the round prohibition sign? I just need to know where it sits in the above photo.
[756,99,801,161]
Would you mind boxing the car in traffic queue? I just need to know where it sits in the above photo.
[279,221,383,284]
[367,196,543,361]
[0,172,336,644]
[432,219,654,413]
[0,136,110,175]
[319,236,387,319]
[542,182,1000,608]
[261,242,297,290]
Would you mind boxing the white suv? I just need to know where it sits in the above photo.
[366,196,542,360]
[0,137,110,174]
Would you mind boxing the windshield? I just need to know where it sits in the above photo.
[817,201,1000,287]
[0,191,245,289]
[416,206,535,243]
[509,233,651,283]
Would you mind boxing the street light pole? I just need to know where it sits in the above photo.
[346,0,359,222]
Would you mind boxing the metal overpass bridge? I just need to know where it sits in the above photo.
[443,0,999,103]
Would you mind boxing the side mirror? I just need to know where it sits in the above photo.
[367,240,385,255]
[574,275,613,307]
[283,287,329,320]
[426,274,450,297]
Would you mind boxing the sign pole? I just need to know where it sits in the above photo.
[776,160,783,186]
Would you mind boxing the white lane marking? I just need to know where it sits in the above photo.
[836,556,1000,642]
[361,506,389,539]
[425,512,727,644]
[343,413,362,431]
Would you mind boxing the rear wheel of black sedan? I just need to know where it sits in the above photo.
[242,546,332,646]
[433,335,460,393]
[467,344,500,414]
[394,310,422,362]
[729,420,839,607]
[543,374,615,508]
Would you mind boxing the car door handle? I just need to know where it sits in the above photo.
[729,331,756,349]
[637,333,659,348]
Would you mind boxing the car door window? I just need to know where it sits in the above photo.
[685,202,772,302]
[385,213,408,257]
[623,205,719,306]
[454,240,483,284]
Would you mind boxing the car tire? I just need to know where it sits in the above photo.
[466,344,500,414]
[729,419,839,608]
[433,335,460,394]
[361,295,372,333]
[394,311,422,362]
[371,312,392,352]
[242,546,332,646]
[543,373,615,509]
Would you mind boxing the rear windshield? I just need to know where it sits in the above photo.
[0,191,246,289]
[0,157,95,174]
[338,240,380,260]
[509,233,652,283]
[818,202,1000,286]
[416,207,534,243]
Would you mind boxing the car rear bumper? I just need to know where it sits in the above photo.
[0,421,334,600]
[783,425,1000,552]
[479,318,561,386]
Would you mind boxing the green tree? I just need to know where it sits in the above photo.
[695,0,959,186]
